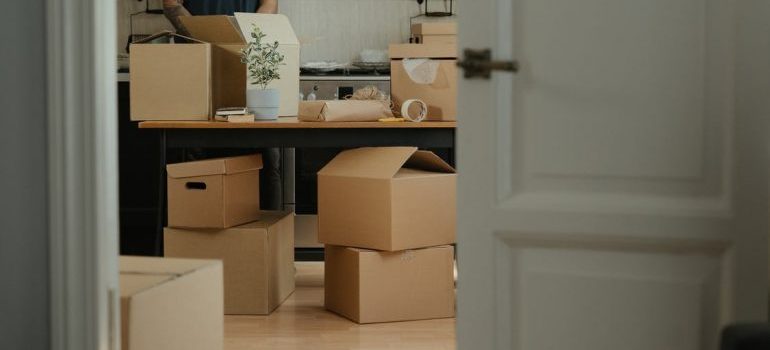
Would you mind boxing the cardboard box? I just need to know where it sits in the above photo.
[410,22,457,36]
[164,211,296,315]
[324,245,455,324]
[318,147,456,251]
[410,22,457,45]
[167,154,262,228]
[389,44,457,121]
[413,34,457,45]
[120,256,223,350]
[389,43,457,59]
[129,31,213,121]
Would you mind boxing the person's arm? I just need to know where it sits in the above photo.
[257,0,278,14]
[163,0,192,36]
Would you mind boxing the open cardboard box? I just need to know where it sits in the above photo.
[389,43,458,121]
[120,256,223,350]
[181,14,300,117]
[318,147,456,251]
[129,31,215,121]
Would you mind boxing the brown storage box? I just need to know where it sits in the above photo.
[389,43,457,59]
[389,43,457,121]
[410,22,457,45]
[411,22,457,36]
[120,256,223,350]
[413,34,457,45]
[164,211,296,315]
[129,31,213,121]
[167,154,262,228]
[318,147,456,251]
[324,245,455,324]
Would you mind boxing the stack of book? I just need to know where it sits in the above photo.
[214,107,254,122]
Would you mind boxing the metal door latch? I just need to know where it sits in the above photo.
[457,49,519,79]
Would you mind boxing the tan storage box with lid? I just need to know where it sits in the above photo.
[164,211,296,315]
[167,154,262,228]
[317,147,456,251]
[120,256,223,350]
[324,244,455,324]
[411,22,457,45]
[129,31,213,121]
[389,43,457,121]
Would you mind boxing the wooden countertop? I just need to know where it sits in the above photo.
[139,117,456,129]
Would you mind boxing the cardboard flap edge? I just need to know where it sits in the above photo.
[180,15,246,44]
[317,147,419,179]
[167,160,227,179]
[133,30,207,44]
[404,150,456,173]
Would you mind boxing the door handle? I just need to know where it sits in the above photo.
[457,49,519,79]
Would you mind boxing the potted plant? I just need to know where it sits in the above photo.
[241,24,285,120]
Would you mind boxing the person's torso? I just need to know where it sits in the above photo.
[183,0,260,16]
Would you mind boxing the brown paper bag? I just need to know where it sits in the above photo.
[298,100,393,122]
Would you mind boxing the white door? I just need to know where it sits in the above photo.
[456,1,770,349]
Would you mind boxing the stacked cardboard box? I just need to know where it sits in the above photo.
[163,154,296,315]
[411,22,457,45]
[390,21,458,122]
[318,147,457,323]
[389,43,457,121]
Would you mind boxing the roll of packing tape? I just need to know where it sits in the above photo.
[400,99,427,122]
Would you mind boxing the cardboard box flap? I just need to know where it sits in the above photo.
[119,274,175,298]
[167,154,263,178]
[348,245,454,254]
[389,43,457,59]
[318,147,419,179]
[234,13,299,46]
[120,256,218,276]
[232,210,291,229]
[180,16,245,44]
[404,150,455,173]
[134,30,208,45]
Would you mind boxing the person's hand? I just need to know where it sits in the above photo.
[257,0,278,14]
[163,0,191,36]
[163,0,183,7]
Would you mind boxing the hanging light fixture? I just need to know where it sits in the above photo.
[423,0,454,17]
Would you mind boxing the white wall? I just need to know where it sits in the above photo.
[0,0,50,348]
[117,0,455,63]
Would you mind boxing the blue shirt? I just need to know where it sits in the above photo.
[183,0,260,16]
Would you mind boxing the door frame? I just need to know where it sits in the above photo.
[47,0,120,349]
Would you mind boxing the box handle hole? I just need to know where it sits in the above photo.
[185,182,207,190]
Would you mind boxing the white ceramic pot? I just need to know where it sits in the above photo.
[246,87,280,120]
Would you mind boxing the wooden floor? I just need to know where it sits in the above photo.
[224,262,456,350]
